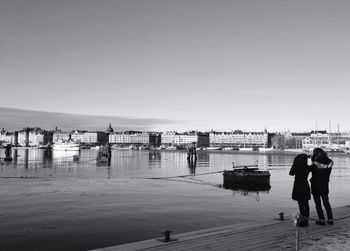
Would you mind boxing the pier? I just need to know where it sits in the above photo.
[95,205,350,250]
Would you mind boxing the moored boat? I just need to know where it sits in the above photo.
[239,147,254,151]
[206,147,222,150]
[223,166,271,190]
[258,147,274,152]
[53,141,80,151]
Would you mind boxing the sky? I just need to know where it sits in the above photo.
[1,0,350,132]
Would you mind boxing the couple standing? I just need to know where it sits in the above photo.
[289,148,334,227]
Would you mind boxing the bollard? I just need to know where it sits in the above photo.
[293,213,300,251]
[158,230,177,243]
[163,230,172,242]
[296,220,300,251]
[279,212,285,221]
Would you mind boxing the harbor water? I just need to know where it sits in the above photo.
[1,149,350,250]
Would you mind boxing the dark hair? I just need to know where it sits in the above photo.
[292,153,308,168]
[312,147,330,164]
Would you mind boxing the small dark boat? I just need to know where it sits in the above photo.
[223,166,271,190]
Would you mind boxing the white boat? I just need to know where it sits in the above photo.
[223,147,234,151]
[206,147,222,150]
[239,147,254,151]
[284,148,304,153]
[165,146,177,150]
[53,141,80,151]
[258,147,274,152]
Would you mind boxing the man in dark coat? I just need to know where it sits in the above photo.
[289,154,311,227]
[310,148,334,225]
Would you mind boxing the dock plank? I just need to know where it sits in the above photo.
[94,206,350,251]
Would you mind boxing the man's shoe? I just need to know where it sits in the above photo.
[327,220,334,225]
[316,220,325,226]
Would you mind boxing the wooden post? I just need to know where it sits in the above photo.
[295,218,300,251]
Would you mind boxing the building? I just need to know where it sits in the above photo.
[209,130,269,148]
[109,131,161,146]
[109,131,133,144]
[53,131,71,142]
[106,123,114,134]
[302,137,316,151]
[17,128,53,146]
[0,129,16,146]
[70,130,86,143]
[161,131,209,148]
[71,130,108,145]
[161,131,177,145]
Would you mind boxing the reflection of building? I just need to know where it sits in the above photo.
[209,130,268,148]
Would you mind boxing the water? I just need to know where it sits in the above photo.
[1,149,350,250]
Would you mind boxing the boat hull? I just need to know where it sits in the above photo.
[53,144,80,151]
[223,170,271,190]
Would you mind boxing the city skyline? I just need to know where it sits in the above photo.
[0,107,347,133]
[1,1,350,132]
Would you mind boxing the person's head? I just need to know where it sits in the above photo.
[292,153,309,168]
[312,147,327,162]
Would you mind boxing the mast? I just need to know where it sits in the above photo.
[329,121,332,148]
[337,123,340,147]
[316,121,318,147]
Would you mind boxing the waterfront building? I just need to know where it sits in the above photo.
[109,131,161,146]
[17,128,53,146]
[161,131,177,145]
[130,132,150,144]
[105,123,114,134]
[83,132,108,145]
[162,131,209,148]
[109,131,133,144]
[209,130,268,148]
[70,130,86,143]
[0,129,16,145]
[149,133,161,146]
[53,130,71,142]
[302,137,316,151]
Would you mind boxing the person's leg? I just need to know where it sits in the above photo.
[297,200,308,227]
[304,200,310,225]
[313,194,325,225]
[321,194,334,224]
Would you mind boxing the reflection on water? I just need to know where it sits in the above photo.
[1,148,350,251]
[231,189,270,202]
[1,149,350,202]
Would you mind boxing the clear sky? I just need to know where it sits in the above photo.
[1,0,350,132]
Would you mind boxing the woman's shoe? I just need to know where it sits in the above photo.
[316,220,325,226]
[299,221,309,228]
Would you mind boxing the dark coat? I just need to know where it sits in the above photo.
[310,159,333,195]
[289,154,311,201]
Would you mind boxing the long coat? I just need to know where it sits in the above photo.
[289,162,311,201]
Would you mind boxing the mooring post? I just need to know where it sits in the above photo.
[279,212,285,221]
[296,222,300,251]
[163,230,172,242]
[293,213,300,251]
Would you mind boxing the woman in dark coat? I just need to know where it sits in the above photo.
[289,154,311,227]
[310,148,334,225]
